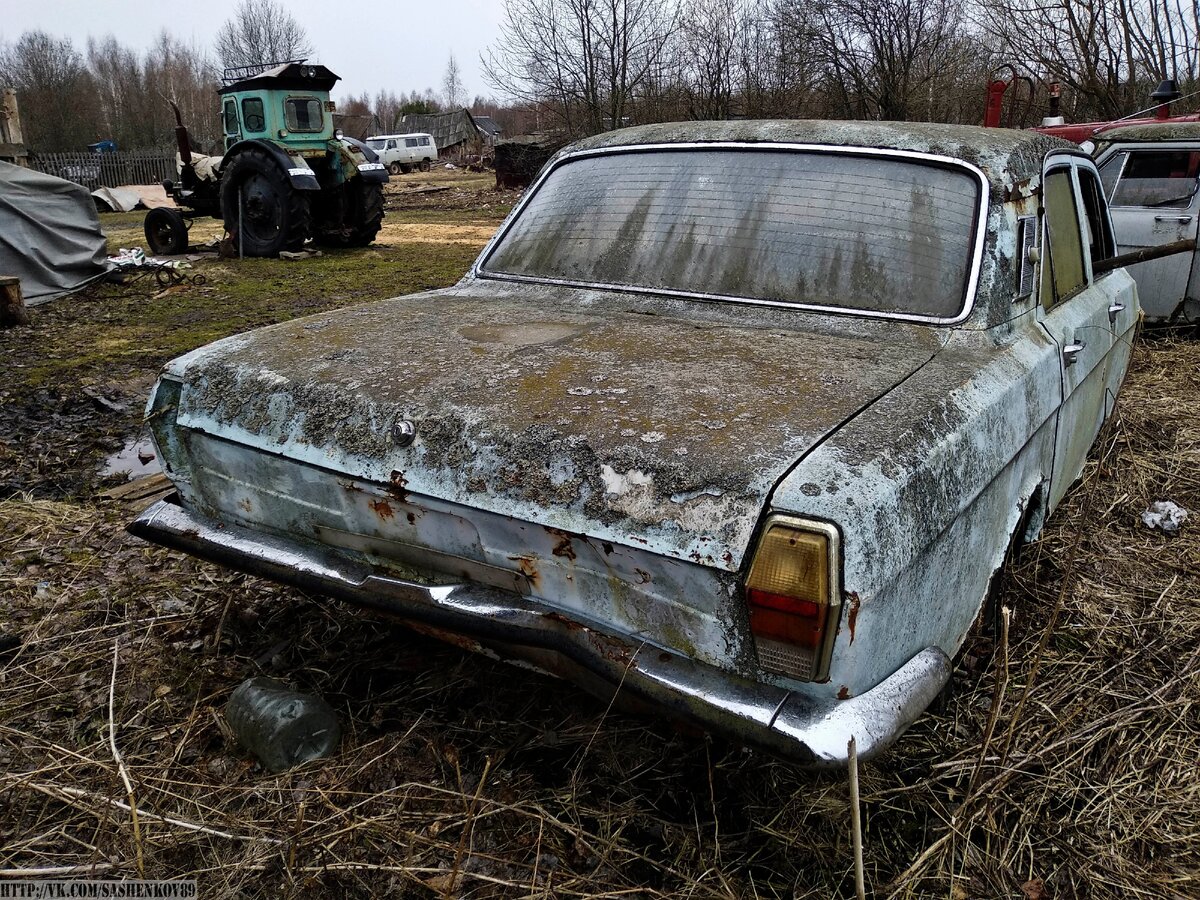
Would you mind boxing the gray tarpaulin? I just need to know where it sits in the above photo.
[0,160,108,304]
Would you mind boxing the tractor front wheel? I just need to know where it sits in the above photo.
[220,149,310,257]
[144,207,188,255]
[314,180,384,249]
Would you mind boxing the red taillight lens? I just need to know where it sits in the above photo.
[744,521,838,681]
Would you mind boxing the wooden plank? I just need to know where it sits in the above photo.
[99,472,171,501]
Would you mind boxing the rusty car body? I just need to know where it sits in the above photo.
[130,121,1137,766]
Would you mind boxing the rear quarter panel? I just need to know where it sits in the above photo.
[771,315,1062,698]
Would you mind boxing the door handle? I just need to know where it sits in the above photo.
[1108,302,1125,324]
[1062,341,1086,367]
[1154,215,1193,223]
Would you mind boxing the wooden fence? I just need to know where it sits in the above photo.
[28,150,176,189]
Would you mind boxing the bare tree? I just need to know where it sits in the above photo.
[975,0,1200,120]
[485,0,676,135]
[215,0,313,70]
[677,0,749,119]
[442,53,466,109]
[0,31,100,149]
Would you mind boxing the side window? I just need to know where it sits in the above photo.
[1078,168,1115,267]
[284,97,323,132]
[1042,167,1086,307]
[1109,150,1200,208]
[1097,152,1125,200]
[387,140,397,149]
[223,100,239,135]
[419,136,430,147]
[241,97,265,133]
[405,137,419,148]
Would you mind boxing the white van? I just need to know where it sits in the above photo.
[365,133,438,174]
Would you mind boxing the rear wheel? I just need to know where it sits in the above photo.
[144,207,188,255]
[220,148,310,257]
[419,158,431,172]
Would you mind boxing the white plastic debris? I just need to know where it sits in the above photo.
[1141,501,1189,534]
[107,248,188,270]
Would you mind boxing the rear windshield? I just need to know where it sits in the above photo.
[480,148,982,319]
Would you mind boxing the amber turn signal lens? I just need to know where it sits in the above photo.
[746,523,834,677]
[747,527,828,607]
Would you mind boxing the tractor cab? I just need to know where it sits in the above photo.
[218,62,339,153]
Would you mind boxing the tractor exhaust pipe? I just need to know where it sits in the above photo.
[170,101,192,166]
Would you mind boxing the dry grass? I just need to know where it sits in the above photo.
[1,334,1197,898]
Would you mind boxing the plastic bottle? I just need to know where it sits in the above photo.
[224,676,341,772]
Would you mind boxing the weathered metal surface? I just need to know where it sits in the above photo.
[160,285,943,573]
[130,498,951,766]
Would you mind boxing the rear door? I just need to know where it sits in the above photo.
[1039,153,1117,510]
[1098,143,1200,320]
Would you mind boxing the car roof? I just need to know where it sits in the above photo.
[557,120,1075,191]
[1094,121,1200,146]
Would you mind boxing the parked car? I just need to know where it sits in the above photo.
[1092,122,1200,324]
[130,121,1137,766]
[365,132,437,174]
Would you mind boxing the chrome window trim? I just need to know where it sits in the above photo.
[471,141,991,327]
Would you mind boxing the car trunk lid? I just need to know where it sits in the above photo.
[168,282,943,572]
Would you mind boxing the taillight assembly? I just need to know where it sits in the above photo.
[745,517,840,682]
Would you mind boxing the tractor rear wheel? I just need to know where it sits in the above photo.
[314,180,384,248]
[144,207,188,255]
[220,148,310,257]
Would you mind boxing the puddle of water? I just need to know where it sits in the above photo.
[102,436,162,480]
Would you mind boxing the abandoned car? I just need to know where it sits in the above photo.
[1093,122,1200,324]
[131,121,1137,766]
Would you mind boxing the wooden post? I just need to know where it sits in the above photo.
[0,276,30,327]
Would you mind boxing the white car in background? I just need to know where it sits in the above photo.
[1094,122,1200,324]
[366,133,437,174]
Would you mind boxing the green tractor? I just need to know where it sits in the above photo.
[144,61,388,257]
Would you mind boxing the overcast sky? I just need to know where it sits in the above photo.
[1,0,509,103]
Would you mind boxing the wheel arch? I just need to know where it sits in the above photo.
[220,139,321,191]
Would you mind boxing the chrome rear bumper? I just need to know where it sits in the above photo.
[129,497,951,767]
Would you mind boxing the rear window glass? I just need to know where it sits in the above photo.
[285,97,323,132]
[481,149,982,319]
[1110,150,1200,208]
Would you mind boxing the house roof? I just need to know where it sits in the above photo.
[473,115,501,136]
[401,109,481,149]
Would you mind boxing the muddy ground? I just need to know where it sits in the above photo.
[0,175,1197,899]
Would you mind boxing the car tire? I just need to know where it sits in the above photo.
[144,207,189,256]
[420,158,431,172]
[388,161,402,175]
